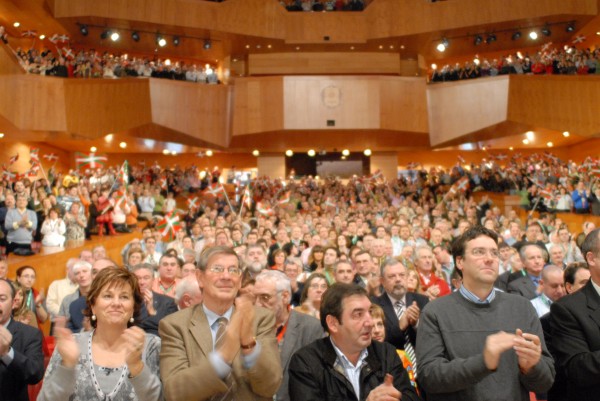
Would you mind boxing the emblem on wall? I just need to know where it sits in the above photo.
[321,85,341,108]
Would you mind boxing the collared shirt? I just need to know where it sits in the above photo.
[330,337,368,398]
[528,273,542,288]
[204,304,262,379]
[1,318,14,365]
[458,284,496,304]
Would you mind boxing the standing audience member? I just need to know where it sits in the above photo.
[5,194,37,255]
[416,226,554,400]
[507,244,546,300]
[530,265,566,317]
[0,279,45,401]
[45,258,79,321]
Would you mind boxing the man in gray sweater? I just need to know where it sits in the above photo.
[416,226,554,400]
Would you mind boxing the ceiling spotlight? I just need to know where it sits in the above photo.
[547,142,554,148]
[13,22,20,28]
[158,38,167,47]
[364,149,372,156]
[162,149,169,155]
[474,35,483,46]
[511,31,522,40]
[104,133,114,142]
[437,37,449,52]
[39,34,45,40]
[431,63,438,70]
[529,31,538,40]
[485,34,497,44]
[566,23,575,33]
[436,43,446,52]
[131,31,140,42]
[80,25,89,36]
[90,146,97,152]
[173,36,180,46]
[252,149,260,157]
[203,39,212,50]
[0,133,4,138]
[509,146,514,151]
[526,131,535,141]
[541,26,551,37]
[110,32,120,41]
[563,131,570,137]
[119,142,127,149]
[285,150,294,157]
[100,30,109,40]
[522,139,529,145]
[171,150,177,155]
[307,149,316,157]
[342,149,350,156]
[205,150,213,157]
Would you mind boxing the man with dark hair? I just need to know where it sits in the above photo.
[159,246,282,401]
[0,278,45,401]
[550,228,600,401]
[563,262,590,294]
[417,226,554,400]
[512,222,546,251]
[288,283,420,401]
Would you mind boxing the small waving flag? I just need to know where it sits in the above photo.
[21,30,37,38]
[9,153,19,165]
[29,148,40,167]
[278,191,291,206]
[203,183,224,197]
[256,201,274,216]
[62,47,74,59]
[572,35,586,44]
[118,160,129,189]
[323,197,336,209]
[156,211,183,241]
[75,152,107,170]
[187,196,199,210]
[43,153,58,162]
[448,177,469,195]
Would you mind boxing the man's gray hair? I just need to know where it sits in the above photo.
[255,270,291,294]
[72,260,92,273]
[174,275,201,303]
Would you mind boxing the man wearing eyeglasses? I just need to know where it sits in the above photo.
[416,226,554,401]
[159,246,282,401]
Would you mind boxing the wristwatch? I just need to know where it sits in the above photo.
[240,337,257,350]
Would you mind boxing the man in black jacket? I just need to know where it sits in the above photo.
[288,283,420,401]
[0,279,45,401]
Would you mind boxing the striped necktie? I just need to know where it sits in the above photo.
[211,317,234,401]
[395,300,418,377]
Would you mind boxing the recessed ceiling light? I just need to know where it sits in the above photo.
[547,142,553,147]
[90,146,97,152]
[389,45,394,49]
[509,146,514,151]
[13,22,20,28]
[529,31,538,40]
[525,131,534,141]
[431,63,437,70]
[267,44,272,49]
[163,149,170,155]
[0,133,4,138]
[522,139,529,145]
[252,149,260,157]
[379,45,383,49]
[285,149,293,157]
[350,46,354,50]
[206,150,213,157]
[563,131,570,137]
[400,45,405,49]
[364,149,372,156]
[110,32,120,41]
[245,45,250,49]
[436,43,446,52]
[295,46,300,50]
[307,149,316,157]
[39,34,45,40]
[342,149,350,156]
[104,134,114,142]
[119,142,127,149]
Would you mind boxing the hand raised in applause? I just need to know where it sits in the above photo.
[366,373,401,401]
[514,328,542,374]
[54,317,80,369]
[121,326,146,377]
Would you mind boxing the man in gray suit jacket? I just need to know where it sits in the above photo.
[507,244,545,300]
[254,270,325,401]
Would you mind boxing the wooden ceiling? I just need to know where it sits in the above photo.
[0,0,599,155]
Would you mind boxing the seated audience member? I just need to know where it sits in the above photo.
[507,243,546,300]
[288,283,420,401]
[173,274,203,310]
[283,257,304,307]
[58,261,92,329]
[512,222,546,251]
[92,245,107,261]
[550,228,600,401]
[332,260,355,284]
[180,262,196,278]
[15,266,48,325]
[530,265,566,317]
[132,263,178,335]
[151,254,181,298]
[159,246,282,401]
[45,258,79,321]
[417,226,554,400]
[296,272,329,319]
[563,262,591,294]
[5,194,37,255]
[142,237,161,266]
[0,278,45,401]
[405,268,422,293]
[11,282,38,328]
[414,245,451,300]
[40,207,66,247]
[39,268,163,401]
[125,247,145,271]
[371,258,428,368]
[254,270,325,401]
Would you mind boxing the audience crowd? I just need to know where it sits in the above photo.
[281,0,369,12]
[430,45,600,83]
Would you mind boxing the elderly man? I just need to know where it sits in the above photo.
[288,283,420,401]
[254,270,324,401]
[45,258,79,321]
[507,244,546,300]
[133,263,178,335]
[174,275,203,310]
[414,245,450,300]
[243,244,268,280]
[58,260,92,331]
[530,265,566,317]
[550,228,600,401]
[160,246,282,401]
[417,226,554,400]
[0,279,45,401]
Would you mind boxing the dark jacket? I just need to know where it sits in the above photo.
[288,337,421,401]
[0,319,45,401]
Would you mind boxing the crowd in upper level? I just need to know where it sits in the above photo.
[281,0,368,12]
[430,45,600,83]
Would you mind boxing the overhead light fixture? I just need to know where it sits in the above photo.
[119,142,127,149]
[171,150,177,155]
[541,26,551,37]
[252,149,260,157]
[431,63,438,70]
[563,131,570,137]
[203,39,212,50]
[436,37,449,52]
[90,146,97,152]
[162,149,169,155]
[80,25,89,36]
[486,34,497,44]
[342,149,350,156]
[566,23,575,33]
[547,142,554,148]
[173,36,180,46]
[307,149,316,157]
[13,22,20,28]
[104,134,114,142]
[512,31,522,40]
[285,150,293,157]
[526,131,534,141]
[131,31,140,42]
[100,30,109,40]
[110,32,120,41]
[156,34,167,47]
[165,59,171,66]
[206,150,213,157]
[39,34,45,40]
[473,58,480,65]
[509,146,514,151]
[522,139,529,145]
[364,149,372,156]
[529,31,538,40]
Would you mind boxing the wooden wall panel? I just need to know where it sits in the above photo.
[149,79,231,147]
[283,76,380,130]
[508,75,600,138]
[284,12,366,44]
[257,155,285,179]
[370,152,398,181]
[0,42,25,76]
[379,77,428,133]
[248,52,401,76]
[64,79,152,138]
[231,76,284,136]
[427,76,509,147]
